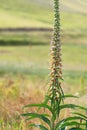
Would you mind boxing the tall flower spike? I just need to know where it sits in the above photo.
[48,0,63,111]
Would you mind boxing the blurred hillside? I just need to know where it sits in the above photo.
[0,0,87,31]
[30,0,87,14]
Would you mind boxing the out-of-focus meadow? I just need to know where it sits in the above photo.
[0,0,87,129]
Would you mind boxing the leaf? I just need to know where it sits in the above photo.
[62,116,84,122]
[73,112,87,121]
[30,124,48,130]
[62,94,78,99]
[55,117,86,130]
[60,104,77,110]
[55,116,84,129]
[60,104,87,111]
[69,128,84,130]
[23,103,53,113]
[22,113,51,127]
[60,121,85,128]
[75,105,87,111]
[22,113,49,117]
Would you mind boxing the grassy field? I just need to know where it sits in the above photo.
[0,44,87,90]
[0,44,87,129]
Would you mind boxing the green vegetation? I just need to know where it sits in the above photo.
[0,0,87,31]
[0,119,27,130]
[22,0,87,129]
[0,0,87,129]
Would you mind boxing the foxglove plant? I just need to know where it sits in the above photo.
[22,0,87,130]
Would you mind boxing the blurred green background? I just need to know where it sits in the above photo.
[0,1,87,128]
[0,0,87,96]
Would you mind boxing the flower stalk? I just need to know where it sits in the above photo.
[49,0,63,107]
[48,0,64,129]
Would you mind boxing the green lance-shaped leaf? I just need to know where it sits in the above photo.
[73,112,87,121]
[30,124,48,130]
[55,116,84,129]
[22,113,51,127]
[61,94,78,99]
[70,127,84,130]
[59,121,85,128]
[60,104,87,111]
[23,103,53,114]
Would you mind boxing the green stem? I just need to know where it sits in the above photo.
[51,119,55,130]
[51,108,55,130]
[49,0,62,129]
[50,0,61,129]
